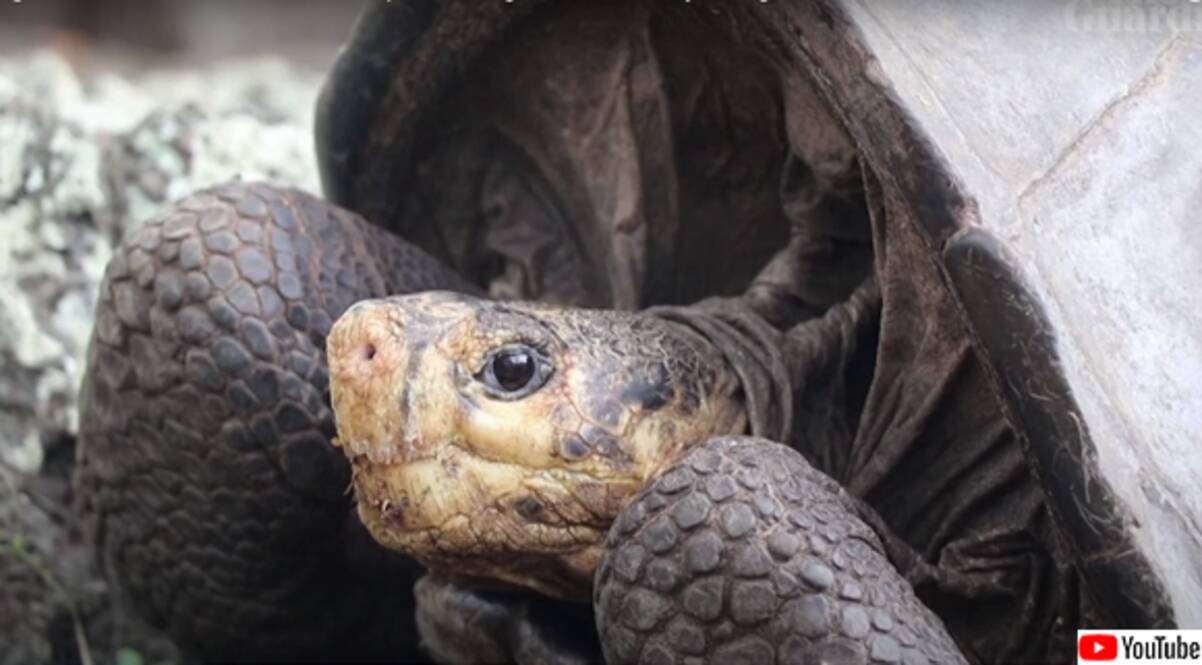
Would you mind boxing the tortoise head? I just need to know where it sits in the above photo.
[326,292,747,599]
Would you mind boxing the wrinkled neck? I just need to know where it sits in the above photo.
[646,277,880,452]
[647,298,794,444]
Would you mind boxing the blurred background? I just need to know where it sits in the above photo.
[0,4,369,663]
[0,0,360,72]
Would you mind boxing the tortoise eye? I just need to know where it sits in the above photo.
[478,344,553,398]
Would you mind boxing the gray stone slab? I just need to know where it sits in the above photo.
[848,0,1202,623]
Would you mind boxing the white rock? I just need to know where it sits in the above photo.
[0,50,323,473]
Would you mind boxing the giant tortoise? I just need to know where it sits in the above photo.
[75,1,1201,664]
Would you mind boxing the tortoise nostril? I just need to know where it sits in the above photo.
[361,343,377,362]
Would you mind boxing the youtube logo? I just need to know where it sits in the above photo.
[1079,634,1118,661]
[1076,629,1202,663]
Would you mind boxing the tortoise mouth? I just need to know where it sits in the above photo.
[346,435,640,600]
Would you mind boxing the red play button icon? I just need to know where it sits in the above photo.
[1079,634,1119,661]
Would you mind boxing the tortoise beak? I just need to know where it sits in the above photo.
[328,298,411,465]
[328,292,478,464]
